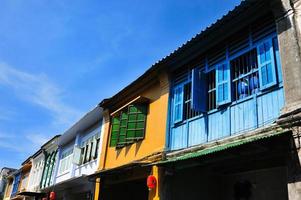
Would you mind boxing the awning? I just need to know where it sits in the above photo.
[17,191,46,197]
[157,129,290,165]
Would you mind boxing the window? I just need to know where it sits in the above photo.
[58,149,73,175]
[257,38,277,89]
[231,49,259,100]
[170,18,281,123]
[20,174,29,191]
[110,104,147,148]
[172,86,184,123]
[80,133,100,164]
[11,173,21,196]
[216,62,231,105]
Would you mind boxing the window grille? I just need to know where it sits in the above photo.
[183,82,201,120]
[231,49,259,101]
[207,70,216,110]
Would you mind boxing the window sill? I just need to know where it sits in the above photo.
[75,159,98,169]
[56,171,70,178]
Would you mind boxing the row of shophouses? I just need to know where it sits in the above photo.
[1,0,301,199]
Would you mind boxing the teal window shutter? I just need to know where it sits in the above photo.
[257,38,277,90]
[216,62,231,106]
[191,68,207,112]
[173,85,184,123]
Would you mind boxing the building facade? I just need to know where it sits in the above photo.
[94,69,170,200]
[45,106,104,200]
[156,0,301,200]
[0,168,16,200]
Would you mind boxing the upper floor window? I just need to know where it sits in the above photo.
[171,35,281,124]
[11,173,21,196]
[20,174,29,191]
[231,49,259,101]
[110,104,147,148]
[80,133,100,164]
[58,149,73,175]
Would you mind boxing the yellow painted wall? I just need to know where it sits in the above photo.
[98,72,169,170]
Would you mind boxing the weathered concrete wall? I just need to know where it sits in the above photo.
[273,0,301,113]
[272,0,301,199]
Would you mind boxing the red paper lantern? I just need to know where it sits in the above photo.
[147,175,157,190]
[49,191,56,200]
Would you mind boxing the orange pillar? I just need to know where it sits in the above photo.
[94,178,101,200]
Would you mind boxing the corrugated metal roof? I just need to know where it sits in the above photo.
[157,130,289,165]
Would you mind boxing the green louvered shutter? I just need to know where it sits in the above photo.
[110,115,120,147]
[126,104,147,141]
[117,112,128,147]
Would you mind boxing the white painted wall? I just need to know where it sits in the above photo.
[27,154,44,192]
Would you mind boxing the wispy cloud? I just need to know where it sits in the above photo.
[25,133,49,146]
[0,62,82,125]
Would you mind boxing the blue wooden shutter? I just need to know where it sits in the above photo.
[173,85,184,123]
[273,37,282,83]
[216,62,231,106]
[257,38,277,90]
[191,68,207,112]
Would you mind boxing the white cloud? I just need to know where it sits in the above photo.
[0,62,82,125]
[25,133,49,146]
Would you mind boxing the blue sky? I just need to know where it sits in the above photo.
[0,0,241,168]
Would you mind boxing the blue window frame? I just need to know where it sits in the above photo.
[216,62,231,106]
[257,38,277,90]
[172,85,184,123]
[11,173,21,196]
